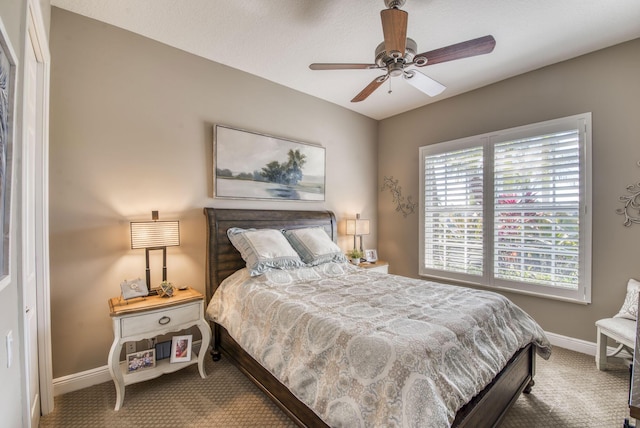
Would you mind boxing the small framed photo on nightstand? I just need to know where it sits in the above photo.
[170,335,192,363]
[365,249,378,262]
[127,349,156,372]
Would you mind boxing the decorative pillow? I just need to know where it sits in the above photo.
[227,227,305,276]
[283,227,347,266]
[614,278,640,320]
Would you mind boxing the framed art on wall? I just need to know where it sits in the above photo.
[214,124,325,201]
[0,17,17,292]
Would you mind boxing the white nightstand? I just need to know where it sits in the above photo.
[107,287,211,410]
[358,260,389,274]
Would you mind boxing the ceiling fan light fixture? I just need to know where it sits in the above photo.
[389,63,404,77]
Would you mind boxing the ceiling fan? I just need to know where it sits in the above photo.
[309,0,496,102]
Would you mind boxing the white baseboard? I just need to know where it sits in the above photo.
[53,365,111,397]
[53,334,622,396]
[544,331,597,355]
[543,330,632,359]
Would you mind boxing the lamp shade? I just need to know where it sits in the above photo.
[345,214,370,236]
[356,219,370,235]
[130,221,180,249]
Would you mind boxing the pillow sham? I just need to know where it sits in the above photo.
[283,227,347,266]
[614,278,640,320]
[227,227,305,276]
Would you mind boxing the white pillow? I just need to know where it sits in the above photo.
[614,278,640,320]
[283,227,347,266]
[227,228,305,276]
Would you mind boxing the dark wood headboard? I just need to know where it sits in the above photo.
[203,208,338,304]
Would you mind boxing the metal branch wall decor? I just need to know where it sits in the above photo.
[617,160,640,227]
[381,176,416,217]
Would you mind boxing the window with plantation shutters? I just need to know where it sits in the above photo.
[423,146,484,276]
[419,113,592,303]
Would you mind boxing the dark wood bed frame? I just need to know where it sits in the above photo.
[204,207,535,428]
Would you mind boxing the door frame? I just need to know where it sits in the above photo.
[20,0,53,422]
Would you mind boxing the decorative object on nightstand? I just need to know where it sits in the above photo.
[157,280,174,298]
[346,213,370,253]
[360,260,389,274]
[119,277,148,300]
[107,287,211,410]
[347,248,364,265]
[130,210,180,294]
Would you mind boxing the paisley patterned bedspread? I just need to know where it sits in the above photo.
[206,262,551,428]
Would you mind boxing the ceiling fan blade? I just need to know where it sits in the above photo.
[309,63,379,70]
[414,35,496,67]
[351,75,389,103]
[380,8,408,59]
[403,70,446,97]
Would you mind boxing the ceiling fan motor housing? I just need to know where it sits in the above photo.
[384,0,406,9]
[375,37,417,71]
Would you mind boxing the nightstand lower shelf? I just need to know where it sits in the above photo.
[119,345,202,385]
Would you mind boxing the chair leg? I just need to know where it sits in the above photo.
[596,327,608,371]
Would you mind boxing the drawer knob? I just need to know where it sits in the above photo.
[158,316,171,325]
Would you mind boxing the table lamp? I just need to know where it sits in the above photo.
[345,213,370,253]
[130,211,180,294]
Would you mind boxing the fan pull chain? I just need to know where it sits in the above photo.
[388,78,393,94]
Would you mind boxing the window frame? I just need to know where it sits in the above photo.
[419,113,592,304]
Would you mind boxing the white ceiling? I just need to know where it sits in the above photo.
[50,0,640,120]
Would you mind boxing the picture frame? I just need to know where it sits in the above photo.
[155,340,172,361]
[170,335,192,363]
[0,17,17,292]
[214,124,325,201]
[365,249,378,263]
[126,349,156,372]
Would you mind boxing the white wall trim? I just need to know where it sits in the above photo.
[53,365,111,397]
[544,330,631,358]
[545,331,597,355]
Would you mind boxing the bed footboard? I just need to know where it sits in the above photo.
[213,322,534,428]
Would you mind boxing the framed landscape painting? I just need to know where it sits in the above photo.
[214,125,325,201]
[0,18,16,292]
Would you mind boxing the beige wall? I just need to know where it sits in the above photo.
[49,8,378,378]
[378,38,640,343]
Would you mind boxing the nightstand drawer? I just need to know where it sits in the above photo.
[120,302,200,337]
[360,260,389,274]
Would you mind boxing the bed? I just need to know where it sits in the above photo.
[203,207,550,427]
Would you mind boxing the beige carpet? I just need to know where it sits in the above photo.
[41,347,632,427]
